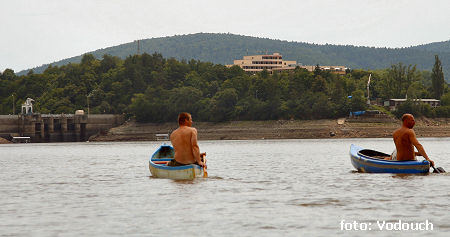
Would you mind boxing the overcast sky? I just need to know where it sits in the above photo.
[1,0,450,72]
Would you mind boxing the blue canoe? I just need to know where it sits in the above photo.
[149,145,204,180]
[350,144,430,174]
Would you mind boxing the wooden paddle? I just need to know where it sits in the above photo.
[201,153,208,178]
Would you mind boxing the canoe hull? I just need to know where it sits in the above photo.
[149,145,204,180]
[350,144,430,174]
[149,162,203,180]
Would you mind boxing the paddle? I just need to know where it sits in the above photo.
[431,164,446,173]
[201,153,208,178]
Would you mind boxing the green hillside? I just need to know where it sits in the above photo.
[414,40,450,53]
[19,33,450,80]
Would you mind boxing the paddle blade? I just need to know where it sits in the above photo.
[201,154,208,178]
[431,165,446,173]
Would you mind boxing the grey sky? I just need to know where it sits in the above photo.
[1,0,449,72]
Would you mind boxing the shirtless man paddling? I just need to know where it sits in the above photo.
[392,113,434,167]
[168,112,206,167]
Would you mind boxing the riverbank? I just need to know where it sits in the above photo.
[0,137,12,144]
[88,117,450,141]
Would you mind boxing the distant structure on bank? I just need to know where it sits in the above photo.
[298,65,347,75]
[227,53,347,74]
[0,98,124,143]
[21,98,34,115]
[384,99,441,111]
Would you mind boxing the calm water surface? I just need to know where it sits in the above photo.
[1,138,449,237]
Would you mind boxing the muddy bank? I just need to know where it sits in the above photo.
[0,137,12,144]
[88,117,450,142]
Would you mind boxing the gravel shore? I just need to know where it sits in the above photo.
[0,137,12,144]
[88,117,450,142]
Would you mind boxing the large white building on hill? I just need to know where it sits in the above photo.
[227,53,346,74]
[227,53,296,73]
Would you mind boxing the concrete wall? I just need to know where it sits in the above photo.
[86,114,125,134]
[0,114,124,142]
[0,115,20,134]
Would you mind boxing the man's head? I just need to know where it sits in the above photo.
[178,112,192,126]
[401,113,415,129]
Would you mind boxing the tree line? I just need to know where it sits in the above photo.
[1,53,449,122]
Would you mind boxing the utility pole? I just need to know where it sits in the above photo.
[367,74,371,105]
[12,94,15,114]
[137,40,140,55]
[87,91,93,115]
[87,89,97,115]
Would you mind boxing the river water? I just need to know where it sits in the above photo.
[1,138,449,237]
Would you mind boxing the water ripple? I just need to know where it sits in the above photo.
[1,138,449,236]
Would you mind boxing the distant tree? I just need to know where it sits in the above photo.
[81,54,96,65]
[128,94,152,122]
[1,69,17,81]
[313,64,321,77]
[434,105,450,117]
[168,86,203,118]
[406,81,428,99]
[394,99,432,118]
[183,71,209,95]
[311,92,333,118]
[377,63,420,99]
[209,88,238,121]
[221,75,251,99]
[288,68,313,98]
[440,92,450,106]
[312,75,327,92]
[431,55,445,99]
[99,54,121,73]
[350,90,367,112]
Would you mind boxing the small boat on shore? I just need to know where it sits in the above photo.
[350,144,430,174]
[149,144,205,179]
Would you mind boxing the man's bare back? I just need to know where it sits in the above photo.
[392,114,434,166]
[170,126,201,164]
[393,126,417,161]
[169,113,205,167]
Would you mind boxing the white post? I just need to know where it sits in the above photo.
[12,94,15,114]
[367,74,371,105]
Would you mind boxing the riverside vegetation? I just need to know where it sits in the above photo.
[1,53,449,123]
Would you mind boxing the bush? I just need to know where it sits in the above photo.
[434,106,450,117]
[395,101,433,118]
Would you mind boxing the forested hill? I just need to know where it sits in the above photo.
[19,33,450,80]
[414,40,450,53]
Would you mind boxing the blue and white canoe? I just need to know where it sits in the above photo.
[350,144,430,174]
[149,145,204,180]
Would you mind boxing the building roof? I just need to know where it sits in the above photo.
[388,99,440,102]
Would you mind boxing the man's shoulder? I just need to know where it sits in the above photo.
[171,127,180,135]
[393,127,402,136]
[178,126,197,133]
[397,127,416,139]
[394,127,413,134]
[406,128,416,136]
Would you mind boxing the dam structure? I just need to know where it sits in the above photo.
[0,113,124,143]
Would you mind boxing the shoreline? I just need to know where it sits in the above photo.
[88,117,450,142]
[0,137,12,144]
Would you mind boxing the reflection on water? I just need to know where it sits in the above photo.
[0,138,449,236]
